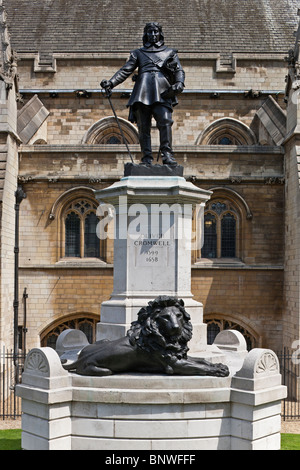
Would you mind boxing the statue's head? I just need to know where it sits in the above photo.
[143,22,164,47]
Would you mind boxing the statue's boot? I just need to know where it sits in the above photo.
[141,155,153,165]
[138,128,153,165]
[159,125,178,166]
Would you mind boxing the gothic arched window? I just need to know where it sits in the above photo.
[84,212,100,258]
[63,199,104,260]
[202,200,239,259]
[40,315,98,349]
[201,213,217,259]
[197,118,257,146]
[82,117,139,144]
[205,318,257,351]
[221,213,236,258]
[65,212,81,257]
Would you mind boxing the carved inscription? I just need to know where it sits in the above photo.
[134,235,172,267]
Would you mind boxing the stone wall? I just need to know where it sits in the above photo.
[17,90,285,147]
[19,268,113,348]
[283,103,300,348]
[16,56,287,92]
[0,79,20,349]
[192,268,283,350]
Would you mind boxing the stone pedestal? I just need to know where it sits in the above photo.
[95,176,211,354]
[16,342,287,450]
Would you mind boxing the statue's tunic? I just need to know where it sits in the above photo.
[109,45,185,122]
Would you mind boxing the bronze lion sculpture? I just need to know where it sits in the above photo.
[62,296,229,377]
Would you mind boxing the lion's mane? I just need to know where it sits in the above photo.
[127,296,193,363]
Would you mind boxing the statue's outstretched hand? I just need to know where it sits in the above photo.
[100,79,113,98]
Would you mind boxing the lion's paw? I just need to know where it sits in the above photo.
[213,363,230,377]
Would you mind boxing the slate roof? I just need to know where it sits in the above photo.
[3,0,300,60]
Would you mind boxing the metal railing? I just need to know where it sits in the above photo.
[277,347,300,421]
[0,349,24,420]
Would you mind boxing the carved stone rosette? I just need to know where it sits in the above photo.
[23,347,69,381]
[24,349,50,375]
[255,351,279,376]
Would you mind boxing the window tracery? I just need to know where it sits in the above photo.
[62,198,104,260]
[40,316,98,348]
[202,199,239,259]
[205,318,255,351]
[197,118,257,146]
[82,117,139,144]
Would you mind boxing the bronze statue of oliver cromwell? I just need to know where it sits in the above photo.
[101,22,185,166]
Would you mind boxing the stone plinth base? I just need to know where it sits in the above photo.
[124,162,184,177]
[16,343,287,451]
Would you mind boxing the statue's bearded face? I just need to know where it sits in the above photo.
[146,26,161,45]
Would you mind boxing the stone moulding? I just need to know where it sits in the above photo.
[208,186,253,220]
[196,118,257,146]
[82,116,139,145]
[16,345,287,451]
[48,185,96,220]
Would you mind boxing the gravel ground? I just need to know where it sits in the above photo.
[1,418,300,433]
[0,419,21,430]
[281,420,300,434]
